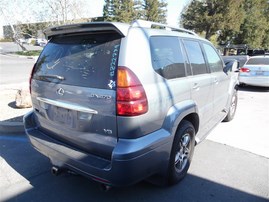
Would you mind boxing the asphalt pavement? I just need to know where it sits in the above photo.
[0,42,42,53]
[0,86,268,201]
[0,134,268,202]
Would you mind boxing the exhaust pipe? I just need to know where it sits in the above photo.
[99,183,112,192]
[51,166,61,176]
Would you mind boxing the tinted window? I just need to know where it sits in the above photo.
[203,43,223,72]
[33,33,121,89]
[150,36,186,79]
[183,40,207,75]
[246,57,269,65]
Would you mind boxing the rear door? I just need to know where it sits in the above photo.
[31,32,121,159]
[182,39,214,140]
[202,42,230,121]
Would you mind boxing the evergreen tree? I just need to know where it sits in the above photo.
[103,0,167,24]
[133,0,144,19]
[181,0,269,49]
[115,0,135,22]
[262,1,269,49]
[158,0,167,23]
[103,0,113,21]
[181,0,245,40]
[103,0,136,23]
[234,0,268,48]
[142,0,167,23]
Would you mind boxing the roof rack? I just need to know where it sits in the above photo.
[131,20,197,36]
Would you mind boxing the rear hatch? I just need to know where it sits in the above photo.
[30,26,124,160]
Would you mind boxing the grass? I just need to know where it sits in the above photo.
[0,38,13,42]
[15,50,42,56]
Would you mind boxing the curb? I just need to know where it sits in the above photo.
[0,53,38,60]
[0,121,25,134]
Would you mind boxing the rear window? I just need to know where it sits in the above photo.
[33,33,121,89]
[246,57,269,65]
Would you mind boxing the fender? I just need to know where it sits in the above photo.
[162,100,198,138]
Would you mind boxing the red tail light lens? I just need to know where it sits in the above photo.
[240,67,250,72]
[117,66,148,116]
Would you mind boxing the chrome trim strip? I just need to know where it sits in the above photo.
[37,97,98,114]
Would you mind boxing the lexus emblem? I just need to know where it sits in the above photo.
[56,88,65,96]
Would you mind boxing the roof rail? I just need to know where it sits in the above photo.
[131,20,197,36]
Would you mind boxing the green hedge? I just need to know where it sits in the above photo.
[15,50,41,56]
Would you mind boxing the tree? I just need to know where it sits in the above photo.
[262,1,269,49]
[181,0,245,40]
[0,0,39,50]
[37,0,86,25]
[103,0,135,23]
[142,0,167,23]
[103,0,167,23]
[103,0,114,21]
[234,0,268,48]
[114,0,135,22]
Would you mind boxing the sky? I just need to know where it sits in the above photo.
[0,0,191,27]
[166,0,191,26]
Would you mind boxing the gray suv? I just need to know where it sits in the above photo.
[24,20,238,188]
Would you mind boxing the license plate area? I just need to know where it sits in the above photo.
[53,106,75,127]
[255,71,264,76]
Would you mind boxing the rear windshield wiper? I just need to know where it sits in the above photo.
[37,74,65,81]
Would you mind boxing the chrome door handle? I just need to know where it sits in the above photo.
[193,83,199,90]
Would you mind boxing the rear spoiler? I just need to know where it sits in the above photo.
[44,22,130,39]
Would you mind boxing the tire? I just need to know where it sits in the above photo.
[167,120,195,185]
[223,89,238,122]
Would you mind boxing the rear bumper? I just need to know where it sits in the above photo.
[239,76,269,87]
[24,111,172,186]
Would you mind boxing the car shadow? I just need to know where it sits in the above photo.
[0,135,267,202]
[1,115,24,123]
[238,85,269,92]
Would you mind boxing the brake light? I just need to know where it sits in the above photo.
[29,64,35,94]
[240,67,250,72]
[117,66,148,116]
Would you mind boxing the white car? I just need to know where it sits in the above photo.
[239,55,269,87]
[35,38,47,46]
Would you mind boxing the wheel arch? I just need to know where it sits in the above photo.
[181,113,199,135]
[162,100,200,140]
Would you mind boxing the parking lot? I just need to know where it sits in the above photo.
[208,86,269,158]
[0,85,268,202]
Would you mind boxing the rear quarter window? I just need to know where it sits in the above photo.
[33,33,121,89]
[202,43,223,72]
[183,40,208,75]
[150,36,186,79]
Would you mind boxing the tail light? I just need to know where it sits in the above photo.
[240,67,250,73]
[117,66,148,116]
[29,64,36,94]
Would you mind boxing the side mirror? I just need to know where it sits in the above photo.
[223,59,239,74]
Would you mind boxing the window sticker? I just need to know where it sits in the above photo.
[110,44,120,78]
[108,80,116,89]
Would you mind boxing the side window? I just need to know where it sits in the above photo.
[150,36,186,79]
[183,40,208,75]
[203,43,223,72]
